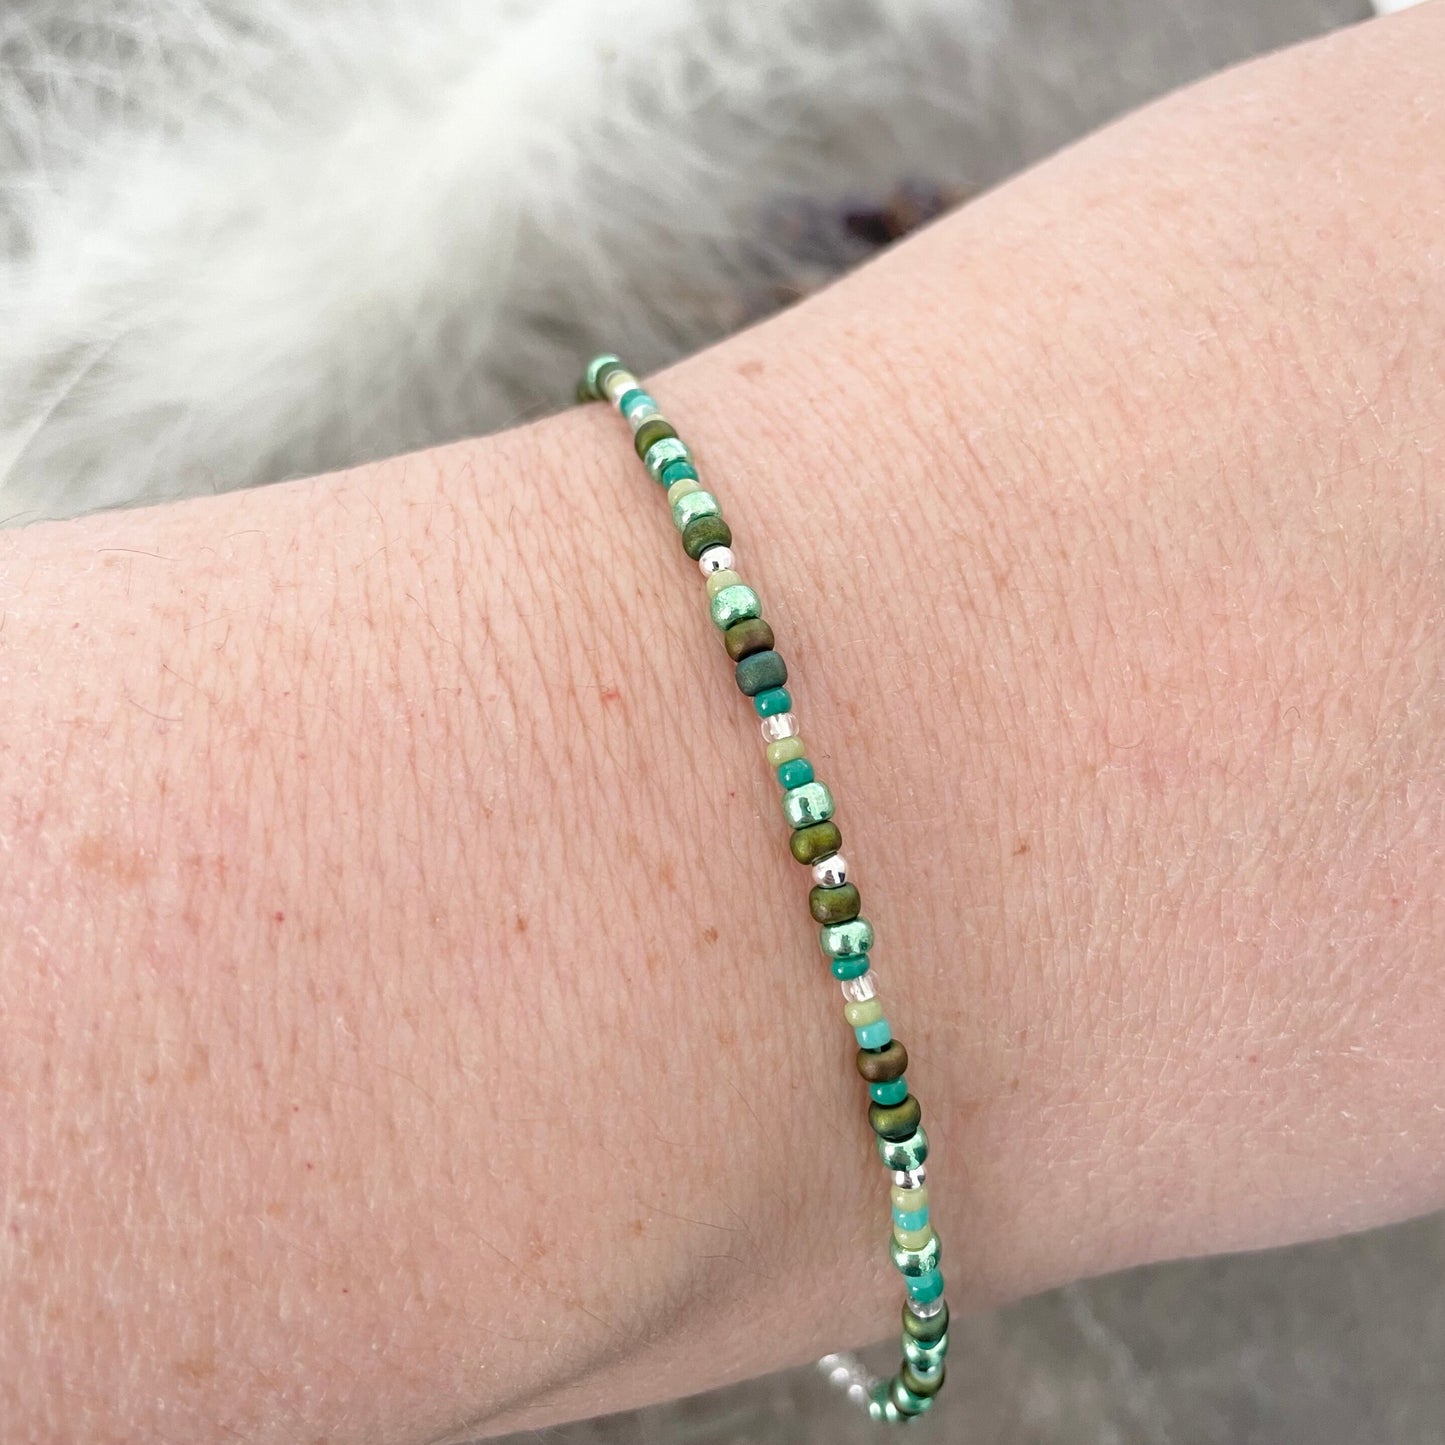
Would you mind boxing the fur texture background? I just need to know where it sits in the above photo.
[0,0,1382,520]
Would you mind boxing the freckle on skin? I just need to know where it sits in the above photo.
[600,683,621,704]
[701,926,719,945]
[514,913,528,934]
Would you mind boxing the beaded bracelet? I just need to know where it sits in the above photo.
[576,354,948,1424]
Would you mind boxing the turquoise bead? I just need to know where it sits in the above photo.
[905,1268,945,1304]
[671,489,721,530]
[660,459,698,487]
[644,437,691,479]
[776,758,814,789]
[893,1204,930,1231]
[710,583,761,630]
[830,954,871,980]
[782,780,834,828]
[855,1018,891,1049]
[820,916,872,957]
[753,687,792,717]
[872,1077,909,1107]
[877,1126,929,1171]
[618,388,654,419]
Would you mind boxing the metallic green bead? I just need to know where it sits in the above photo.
[709,583,761,630]
[890,1229,942,1278]
[820,916,873,958]
[782,780,834,828]
[644,437,691,480]
[671,489,721,531]
[889,1375,934,1416]
[877,1125,929,1171]
[902,1299,949,1344]
[901,1362,946,1400]
[902,1332,949,1368]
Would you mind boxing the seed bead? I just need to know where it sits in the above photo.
[831,953,871,981]
[735,649,787,697]
[857,1039,908,1082]
[672,489,720,531]
[812,852,847,887]
[683,515,732,560]
[810,882,860,924]
[705,568,742,600]
[760,711,799,743]
[840,971,877,1002]
[666,477,700,506]
[782,781,835,828]
[725,617,775,661]
[870,1095,922,1141]
[698,545,734,575]
[710,583,761,630]
[633,417,678,458]
[660,459,698,487]
[766,734,806,769]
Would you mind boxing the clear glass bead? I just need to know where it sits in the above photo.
[906,1292,946,1320]
[840,971,877,1002]
[760,711,799,742]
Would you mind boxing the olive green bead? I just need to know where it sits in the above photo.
[878,1126,929,1171]
[870,1094,922,1141]
[724,617,775,661]
[633,417,677,458]
[902,1299,949,1344]
[685,515,733,562]
[902,1331,948,1367]
[734,649,787,697]
[890,1229,941,1278]
[809,882,860,925]
[782,780,834,828]
[902,1363,946,1400]
[790,820,842,864]
[857,1039,908,1082]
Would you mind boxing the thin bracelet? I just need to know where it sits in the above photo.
[576,354,949,1425]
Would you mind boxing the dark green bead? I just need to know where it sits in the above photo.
[857,1039,908,1083]
[724,617,774,661]
[809,883,861,925]
[776,758,814,789]
[902,1300,949,1344]
[902,1363,945,1399]
[789,820,842,865]
[633,417,677,458]
[734,649,787,697]
[870,1095,922,1141]
[682,515,732,560]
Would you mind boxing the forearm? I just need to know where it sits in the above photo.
[3,8,1445,1442]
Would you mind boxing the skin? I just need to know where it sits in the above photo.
[2,7,1444,1442]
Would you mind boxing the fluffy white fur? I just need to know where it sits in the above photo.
[0,0,1006,518]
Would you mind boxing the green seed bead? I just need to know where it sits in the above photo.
[782,780,834,828]
[644,437,691,480]
[902,1299,949,1344]
[671,489,720,531]
[766,734,806,769]
[705,568,742,599]
[789,820,842,864]
[709,583,760,630]
[831,953,871,980]
[891,1182,929,1215]
[843,997,884,1029]
[684,515,732,561]
[889,1376,934,1417]
[902,1332,948,1368]
[877,1126,929,1172]
[820,916,873,958]
[893,1221,935,1251]
[633,417,677,458]
[902,1363,946,1400]
[725,617,775,662]
[580,353,623,400]
[753,686,792,717]
[890,1229,941,1278]
[734,649,787,697]
[809,883,860,924]
[666,477,700,506]
[857,1039,908,1082]
[870,1094,922,1141]
[776,757,813,789]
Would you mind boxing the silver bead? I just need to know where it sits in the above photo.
[893,1166,927,1190]
[760,711,799,742]
[811,852,847,887]
[841,971,877,1002]
[906,1293,946,1320]
[601,368,639,404]
[697,545,734,575]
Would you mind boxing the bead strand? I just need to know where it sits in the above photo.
[579,354,948,1424]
